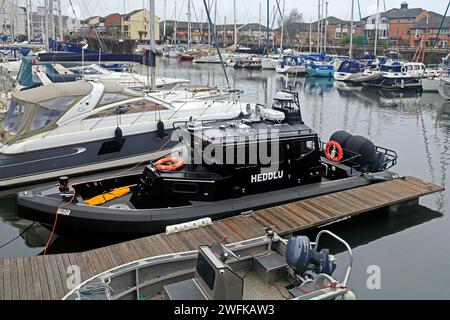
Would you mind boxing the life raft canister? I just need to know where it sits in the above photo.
[155,157,185,171]
[84,186,131,206]
[325,141,344,162]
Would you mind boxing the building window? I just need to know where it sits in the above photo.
[427,29,431,34]
[440,41,448,48]
[415,29,420,38]
[406,30,410,35]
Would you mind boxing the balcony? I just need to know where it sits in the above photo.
[364,23,389,31]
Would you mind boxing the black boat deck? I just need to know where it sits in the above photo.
[0,176,443,300]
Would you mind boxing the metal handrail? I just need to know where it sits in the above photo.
[312,230,353,287]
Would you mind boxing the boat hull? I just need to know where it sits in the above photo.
[334,72,364,82]
[16,172,396,235]
[438,79,450,99]
[306,68,334,78]
[422,78,440,92]
[275,65,306,74]
[363,76,423,91]
[0,131,177,189]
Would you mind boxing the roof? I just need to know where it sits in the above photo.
[216,24,245,31]
[124,9,149,18]
[274,22,316,33]
[238,23,272,32]
[13,81,94,104]
[384,7,424,19]
[411,16,450,29]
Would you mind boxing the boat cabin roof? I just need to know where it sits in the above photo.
[12,81,138,104]
[191,118,316,144]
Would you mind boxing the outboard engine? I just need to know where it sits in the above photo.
[286,236,336,277]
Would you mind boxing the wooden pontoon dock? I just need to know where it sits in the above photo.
[0,176,443,300]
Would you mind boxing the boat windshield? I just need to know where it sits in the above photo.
[1,96,80,144]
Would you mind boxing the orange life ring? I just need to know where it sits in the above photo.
[325,141,344,162]
[155,157,185,171]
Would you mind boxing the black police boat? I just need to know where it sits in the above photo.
[16,90,399,235]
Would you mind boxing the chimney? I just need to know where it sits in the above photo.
[401,2,408,10]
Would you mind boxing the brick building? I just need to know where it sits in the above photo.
[361,2,444,47]
[409,16,450,48]
[274,17,362,47]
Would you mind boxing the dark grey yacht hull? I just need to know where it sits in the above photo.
[0,130,177,189]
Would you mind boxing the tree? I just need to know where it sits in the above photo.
[278,9,303,44]
[340,35,364,45]
[165,25,175,38]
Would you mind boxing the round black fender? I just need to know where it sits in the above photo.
[157,120,166,139]
[329,131,353,148]
[344,135,376,171]
[114,127,124,147]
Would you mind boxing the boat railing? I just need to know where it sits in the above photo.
[311,230,353,287]
[374,146,398,171]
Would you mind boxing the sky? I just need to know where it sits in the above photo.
[29,0,448,25]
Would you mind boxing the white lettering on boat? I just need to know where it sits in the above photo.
[250,171,284,184]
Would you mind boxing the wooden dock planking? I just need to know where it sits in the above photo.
[0,177,444,300]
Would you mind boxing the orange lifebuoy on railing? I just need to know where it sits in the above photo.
[325,141,344,162]
[155,157,185,171]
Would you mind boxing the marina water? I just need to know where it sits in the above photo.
[1,57,449,299]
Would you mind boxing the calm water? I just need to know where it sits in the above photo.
[1,57,450,299]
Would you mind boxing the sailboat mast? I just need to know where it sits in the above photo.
[349,0,354,59]
[317,0,320,53]
[214,0,217,31]
[266,0,269,56]
[174,1,178,44]
[163,0,167,38]
[324,1,328,53]
[9,0,14,42]
[188,0,192,45]
[259,3,262,47]
[58,0,63,40]
[44,0,49,49]
[150,0,156,89]
[280,0,285,52]
[374,0,379,57]
[49,0,55,41]
[309,19,312,53]
[321,0,324,52]
[27,0,31,41]
[234,0,237,46]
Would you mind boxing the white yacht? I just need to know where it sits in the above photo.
[66,64,190,90]
[0,81,249,188]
